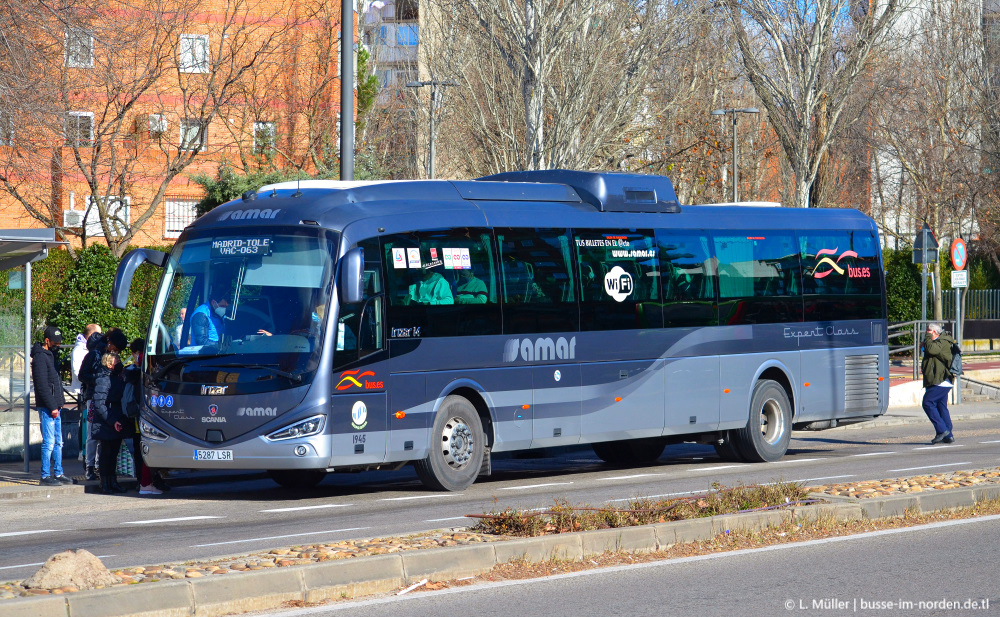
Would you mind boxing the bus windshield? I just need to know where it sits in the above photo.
[147,227,338,388]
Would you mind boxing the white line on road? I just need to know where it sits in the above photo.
[852,452,896,457]
[425,517,470,523]
[912,445,964,451]
[0,529,61,538]
[598,474,662,481]
[124,516,223,525]
[761,475,855,486]
[888,462,972,472]
[0,554,115,571]
[260,504,353,513]
[499,482,573,490]
[691,465,748,471]
[380,494,455,501]
[191,528,369,548]
[774,458,820,464]
[980,440,1000,444]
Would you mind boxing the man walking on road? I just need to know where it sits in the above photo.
[922,322,956,444]
[31,326,74,486]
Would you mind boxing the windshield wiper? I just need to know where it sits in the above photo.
[203,363,303,383]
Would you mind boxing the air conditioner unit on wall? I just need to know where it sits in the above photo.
[63,210,84,228]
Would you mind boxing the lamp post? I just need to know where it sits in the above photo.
[406,79,458,179]
[710,107,759,202]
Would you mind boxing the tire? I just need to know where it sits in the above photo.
[414,395,485,491]
[268,469,326,489]
[733,379,792,462]
[592,438,666,465]
[713,431,745,462]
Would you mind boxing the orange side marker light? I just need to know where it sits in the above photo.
[614,397,622,402]
[522,404,530,410]
[395,411,405,419]
[723,389,730,394]
[804,382,810,387]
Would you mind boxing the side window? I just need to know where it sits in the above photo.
[334,238,383,369]
[800,230,883,321]
[714,232,802,325]
[657,230,717,328]
[575,229,660,330]
[497,228,578,334]
[383,228,500,337]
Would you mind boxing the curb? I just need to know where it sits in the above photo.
[0,484,86,500]
[6,485,999,617]
[824,410,1000,431]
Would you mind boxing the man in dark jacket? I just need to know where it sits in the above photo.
[922,322,956,444]
[31,326,74,486]
[78,327,127,480]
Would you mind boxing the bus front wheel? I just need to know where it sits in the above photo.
[734,380,792,462]
[414,395,484,492]
[268,469,326,489]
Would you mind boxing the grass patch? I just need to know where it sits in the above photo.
[470,481,811,536]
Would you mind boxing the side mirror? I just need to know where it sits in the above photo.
[339,247,364,305]
[113,249,168,309]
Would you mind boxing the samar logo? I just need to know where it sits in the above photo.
[503,336,576,362]
[217,208,281,221]
[813,248,871,279]
[336,369,375,391]
[351,401,368,430]
[604,265,634,302]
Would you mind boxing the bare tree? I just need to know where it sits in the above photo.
[722,0,906,208]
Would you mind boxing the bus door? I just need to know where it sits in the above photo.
[531,364,582,448]
[331,239,388,464]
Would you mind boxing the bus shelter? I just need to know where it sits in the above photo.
[0,230,65,472]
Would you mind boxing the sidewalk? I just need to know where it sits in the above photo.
[2,398,998,500]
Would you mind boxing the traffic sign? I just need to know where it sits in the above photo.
[912,223,939,264]
[950,238,967,271]
[951,270,968,288]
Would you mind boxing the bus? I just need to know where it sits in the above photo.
[113,170,888,491]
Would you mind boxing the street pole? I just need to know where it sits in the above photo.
[407,79,458,179]
[340,0,354,181]
[711,107,759,203]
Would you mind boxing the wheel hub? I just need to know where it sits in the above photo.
[759,399,784,445]
[442,418,474,468]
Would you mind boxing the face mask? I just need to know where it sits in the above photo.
[214,306,227,318]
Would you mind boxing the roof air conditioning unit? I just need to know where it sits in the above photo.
[149,114,167,137]
[63,210,85,228]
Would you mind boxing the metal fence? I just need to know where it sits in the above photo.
[943,290,1000,320]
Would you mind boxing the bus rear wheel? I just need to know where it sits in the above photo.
[414,395,484,492]
[268,469,326,489]
[592,438,666,465]
[733,379,792,462]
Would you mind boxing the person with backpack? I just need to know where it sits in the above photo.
[123,338,168,495]
[92,351,127,494]
[78,327,127,481]
[921,322,956,444]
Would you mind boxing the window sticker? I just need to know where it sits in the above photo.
[460,248,471,269]
[430,247,438,259]
[443,247,454,269]
[407,247,421,268]
[392,248,406,269]
[604,265,634,302]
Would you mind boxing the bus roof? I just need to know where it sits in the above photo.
[190,171,876,241]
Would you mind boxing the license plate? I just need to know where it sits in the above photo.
[193,450,233,461]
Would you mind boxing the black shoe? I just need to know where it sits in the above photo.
[54,475,75,485]
[39,477,60,486]
[99,480,114,495]
[85,467,97,481]
[931,432,948,444]
[109,481,126,494]
[943,433,955,443]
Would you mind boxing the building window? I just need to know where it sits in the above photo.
[164,198,197,239]
[84,195,131,237]
[65,29,94,68]
[180,119,207,151]
[178,34,209,73]
[253,121,276,155]
[397,24,418,46]
[66,112,94,146]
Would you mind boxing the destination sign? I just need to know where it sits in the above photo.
[211,237,272,258]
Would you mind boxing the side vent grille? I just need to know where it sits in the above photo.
[845,354,880,413]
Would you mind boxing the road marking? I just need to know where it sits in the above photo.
[980,440,1000,444]
[774,458,820,464]
[380,494,455,502]
[499,482,573,491]
[124,516,223,525]
[598,474,662,481]
[761,475,855,486]
[260,504,353,513]
[263,515,1000,615]
[425,516,469,523]
[852,451,896,457]
[0,554,115,571]
[912,445,964,451]
[888,462,972,472]
[692,465,748,471]
[0,529,61,538]
[192,528,369,548]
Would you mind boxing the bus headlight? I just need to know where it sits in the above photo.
[139,418,169,442]
[265,415,325,441]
